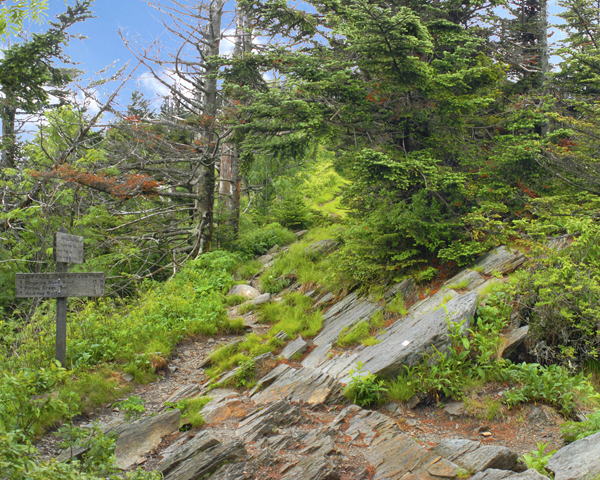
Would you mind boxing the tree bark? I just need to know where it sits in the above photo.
[194,0,225,256]
[1,104,16,170]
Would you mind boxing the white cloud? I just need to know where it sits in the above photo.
[220,28,236,55]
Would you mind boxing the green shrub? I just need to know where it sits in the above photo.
[234,223,296,257]
[236,260,263,279]
[523,443,556,476]
[344,363,388,407]
[561,409,600,443]
[272,194,312,229]
[501,362,598,416]
[113,395,146,421]
[388,367,419,403]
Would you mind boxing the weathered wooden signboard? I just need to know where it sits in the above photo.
[14,227,105,367]
[15,273,105,298]
[54,231,84,264]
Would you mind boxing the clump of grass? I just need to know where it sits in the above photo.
[237,302,258,315]
[260,274,292,294]
[445,279,469,290]
[257,302,286,324]
[209,342,240,365]
[236,260,264,279]
[337,311,385,347]
[386,291,408,316]
[442,292,454,305]
[266,293,323,338]
[224,294,248,307]
[464,395,503,421]
[478,279,507,298]
[171,396,212,428]
[223,317,245,332]
[258,226,350,292]
[387,367,419,403]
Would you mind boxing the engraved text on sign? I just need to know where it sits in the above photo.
[15,273,105,298]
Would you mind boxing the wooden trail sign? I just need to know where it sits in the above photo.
[15,227,105,367]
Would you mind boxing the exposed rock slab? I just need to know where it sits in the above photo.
[310,279,414,351]
[352,292,478,378]
[432,439,522,473]
[470,469,514,480]
[310,291,379,348]
[257,254,274,265]
[472,246,525,275]
[444,269,486,291]
[547,431,600,480]
[254,363,291,391]
[332,405,458,480]
[162,440,246,480]
[252,365,342,405]
[302,342,334,369]
[210,461,256,480]
[228,284,260,299]
[201,396,249,424]
[499,326,529,358]
[304,239,339,257]
[509,470,551,480]
[161,385,200,410]
[114,409,181,470]
[251,293,271,306]
[471,470,549,480]
[280,453,339,480]
[409,289,458,317]
[158,431,220,476]
[281,335,308,360]
[236,400,303,442]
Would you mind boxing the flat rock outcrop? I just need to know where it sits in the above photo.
[472,246,525,275]
[444,269,486,291]
[352,291,479,378]
[472,469,550,480]
[252,365,342,405]
[333,405,459,480]
[162,439,247,480]
[305,279,414,361]
[303,239,339,257]
[432,439,524,473]
[114,409,181,470]
[547,432,600,480]
[280,335,308,360]
[236,399,303,442]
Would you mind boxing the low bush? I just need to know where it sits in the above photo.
[523,443,556,476]
[344,363,388,407]
[234,223,296,258]
[386,291,599,414]
[561,409,600,443]
[387,367,419,403]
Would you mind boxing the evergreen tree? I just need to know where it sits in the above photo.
[0,0,93,169]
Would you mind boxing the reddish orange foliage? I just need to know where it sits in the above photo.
[31,165,160,200]
[517,179,538,198]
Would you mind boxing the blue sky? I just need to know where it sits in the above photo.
[9,0,569,118]
[18,0,239,114]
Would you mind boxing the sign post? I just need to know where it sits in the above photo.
[15,227,105,367]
